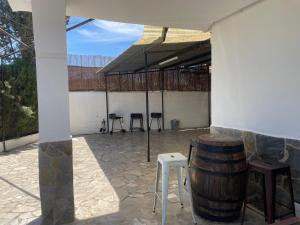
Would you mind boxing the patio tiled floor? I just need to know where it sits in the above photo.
[0,130,264,225]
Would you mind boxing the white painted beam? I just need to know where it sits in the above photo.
[9,0,259,30]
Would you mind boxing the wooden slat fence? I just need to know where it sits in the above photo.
[68,66,210,92]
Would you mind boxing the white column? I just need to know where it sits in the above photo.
[31,0,74,224]
[32,0,70,143]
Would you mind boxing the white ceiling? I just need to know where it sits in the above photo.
[8,0,261,30]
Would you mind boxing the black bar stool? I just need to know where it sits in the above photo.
[130,113,144,132]
[109,113,126,134]
[150,112,162,132]
[241,160,295,224]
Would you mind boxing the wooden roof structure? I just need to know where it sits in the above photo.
[99,26,211,75]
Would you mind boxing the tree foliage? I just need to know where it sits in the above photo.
[0,0,71,141]
[1,0,37,141]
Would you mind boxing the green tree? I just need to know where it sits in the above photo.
[1,0,37,141]
[1,61,38,140]
[0,0,70,141]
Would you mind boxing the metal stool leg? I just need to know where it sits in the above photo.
[184,163,197,224]
[287,169,296,216]
[265,172,276,224]
[153,160,161,213]
[130,117,133,132]
[162,163,169,225]
[241,167,249,225]
[176,166,184,207]
[157,118,161,132]
[184,144,193,186]
[187,144,193,165]
[262,175,267,221]
[110,119,115,134]
[119,118,125,132]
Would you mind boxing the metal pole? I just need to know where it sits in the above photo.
[66,19,94,32]
[161,69,165,130]
[0,26,30,49]
[0,57,6,152]
[145,52,150,162]
[105,74,109,133]
[177,67,180,90]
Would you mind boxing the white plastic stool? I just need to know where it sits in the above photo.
[153,153,196,225]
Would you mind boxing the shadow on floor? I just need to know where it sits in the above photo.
[0,176,40,201]
[29,129,264,225]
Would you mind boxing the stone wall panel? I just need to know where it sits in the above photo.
[211,126,300,203]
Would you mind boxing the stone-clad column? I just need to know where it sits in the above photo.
[39,141,74,224]
[31,0,74,224]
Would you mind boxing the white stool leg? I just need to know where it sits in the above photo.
[176,166,184,208]
[184,164,197,224]
[162,163,169,225]
[153,160,161,213]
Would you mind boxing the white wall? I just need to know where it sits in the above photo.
[69,91,209,135]
[211,0,300,140]
[69,92,106,135]
[164,92,209,129]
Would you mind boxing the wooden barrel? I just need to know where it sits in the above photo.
[190,133,247,222]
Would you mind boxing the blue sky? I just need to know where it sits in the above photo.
[67,17,144,58]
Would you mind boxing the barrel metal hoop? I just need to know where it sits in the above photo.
[197,143,244,153]
[190,167,247,176]
[195,155,246,164]
[195,210,240,222]
[191,187,244,203]
[196,203,241,213]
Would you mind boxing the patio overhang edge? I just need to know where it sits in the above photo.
[8,0,263,30]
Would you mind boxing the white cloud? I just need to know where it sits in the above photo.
[93,20,144,37]
[77,29,97,38]
[77,20,144,43]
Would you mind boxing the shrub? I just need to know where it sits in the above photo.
[0,60,38,141]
